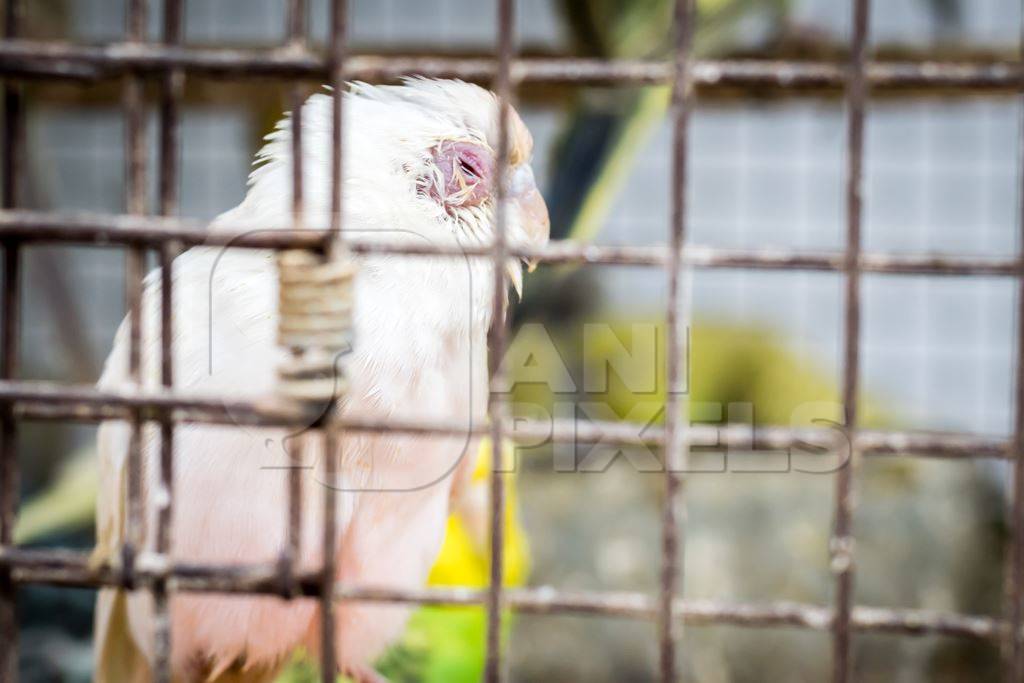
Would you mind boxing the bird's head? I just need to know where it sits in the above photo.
[347,78,550,295]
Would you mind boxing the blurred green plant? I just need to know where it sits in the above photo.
[507,320,878,432]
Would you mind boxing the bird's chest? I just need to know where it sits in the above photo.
[348,257,489,421]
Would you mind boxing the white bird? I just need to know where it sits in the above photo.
[92,78,549,683]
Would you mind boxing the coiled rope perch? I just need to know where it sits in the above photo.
[276,248,356,403]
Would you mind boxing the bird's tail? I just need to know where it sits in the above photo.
[93,588,151,683]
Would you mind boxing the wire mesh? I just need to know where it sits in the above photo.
[0,0,1023,682]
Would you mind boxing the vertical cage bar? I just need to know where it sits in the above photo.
[284,0,307,595]
[288,0,306,224]
[281,435,303,594]
[659,0,695,680]
[832,1,870,681]
[153,2,183,681]
[483,0,515,681]
[287,0,307,47]
[320,427,339,683]
[0,1,22,680]
[0,246,17,683]
[153,243,175,683]
[120,0,150,662]
[159,0,183,218]
[121,0,147,596]
[327,0,347,242]
[1006,4,1024,679]
[321,2,347,680]
[280,0,307,607]
[124,0,147,375]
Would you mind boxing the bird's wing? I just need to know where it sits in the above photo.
[92,427,142,682]
[93,588,151,683]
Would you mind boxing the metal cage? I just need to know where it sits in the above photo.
[0,1,1022,682]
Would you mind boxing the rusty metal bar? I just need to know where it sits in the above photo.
[319,2,347,680]
[0,40,1019,92]
[0,378,1011,459]
[278,0,308,636]
[149,2,184,681]
[0,254,16,683]
[280,0,313,671]
[287,0,307,47]
[484,0,515,680]
[152,241,176,683]
[0,210,1019,276]
[659,0,695,680]
[120,0,148,669]
[123,0,147,443]
[1005,3,1024,679]
[0,249,17,683]
[159,4,183,218]
[832,1,870,681]
[281,434,303,598]
[288,5,305,224]
[0,1,21,680]
[0,544,1008,641]
[327,0,345,241]
[320,426,339,683]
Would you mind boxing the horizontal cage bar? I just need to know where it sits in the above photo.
[0,210,1017,276]
[0,379,1009,458]
[0,40,1017,92]
[0,546,1006,642]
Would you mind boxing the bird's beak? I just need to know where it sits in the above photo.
[506,164,550,273]
[507,262,523,299]
[517,187,549,273]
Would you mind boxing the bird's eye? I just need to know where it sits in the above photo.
[459,156,480,179]
[429,140,492,209]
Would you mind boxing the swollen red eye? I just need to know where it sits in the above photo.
[459,157,480,179]
[427,140,493,209]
